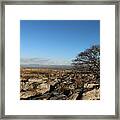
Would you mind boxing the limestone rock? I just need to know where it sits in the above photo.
[84,83,99,89]
[20,91,36,99]
[36,83,50,94]
[68,93,79,100]
[82,88,100,100]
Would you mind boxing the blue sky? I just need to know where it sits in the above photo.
[20,20,100,65]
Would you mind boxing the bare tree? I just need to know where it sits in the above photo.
[72,45,100,83]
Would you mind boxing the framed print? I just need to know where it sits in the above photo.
[0,0,119,119]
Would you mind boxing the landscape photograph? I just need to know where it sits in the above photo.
[20,20,100,100]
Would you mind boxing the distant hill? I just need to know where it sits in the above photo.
[20,64,72,69]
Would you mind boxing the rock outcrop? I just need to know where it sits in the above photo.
[20,68,100,100]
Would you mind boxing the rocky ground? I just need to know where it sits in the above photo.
[20,68,100,100]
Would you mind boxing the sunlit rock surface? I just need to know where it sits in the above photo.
[20,68,100,100]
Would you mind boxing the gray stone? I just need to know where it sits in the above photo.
[20,91,36,99]
[82,88,100,100]
[68,93,79,100]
